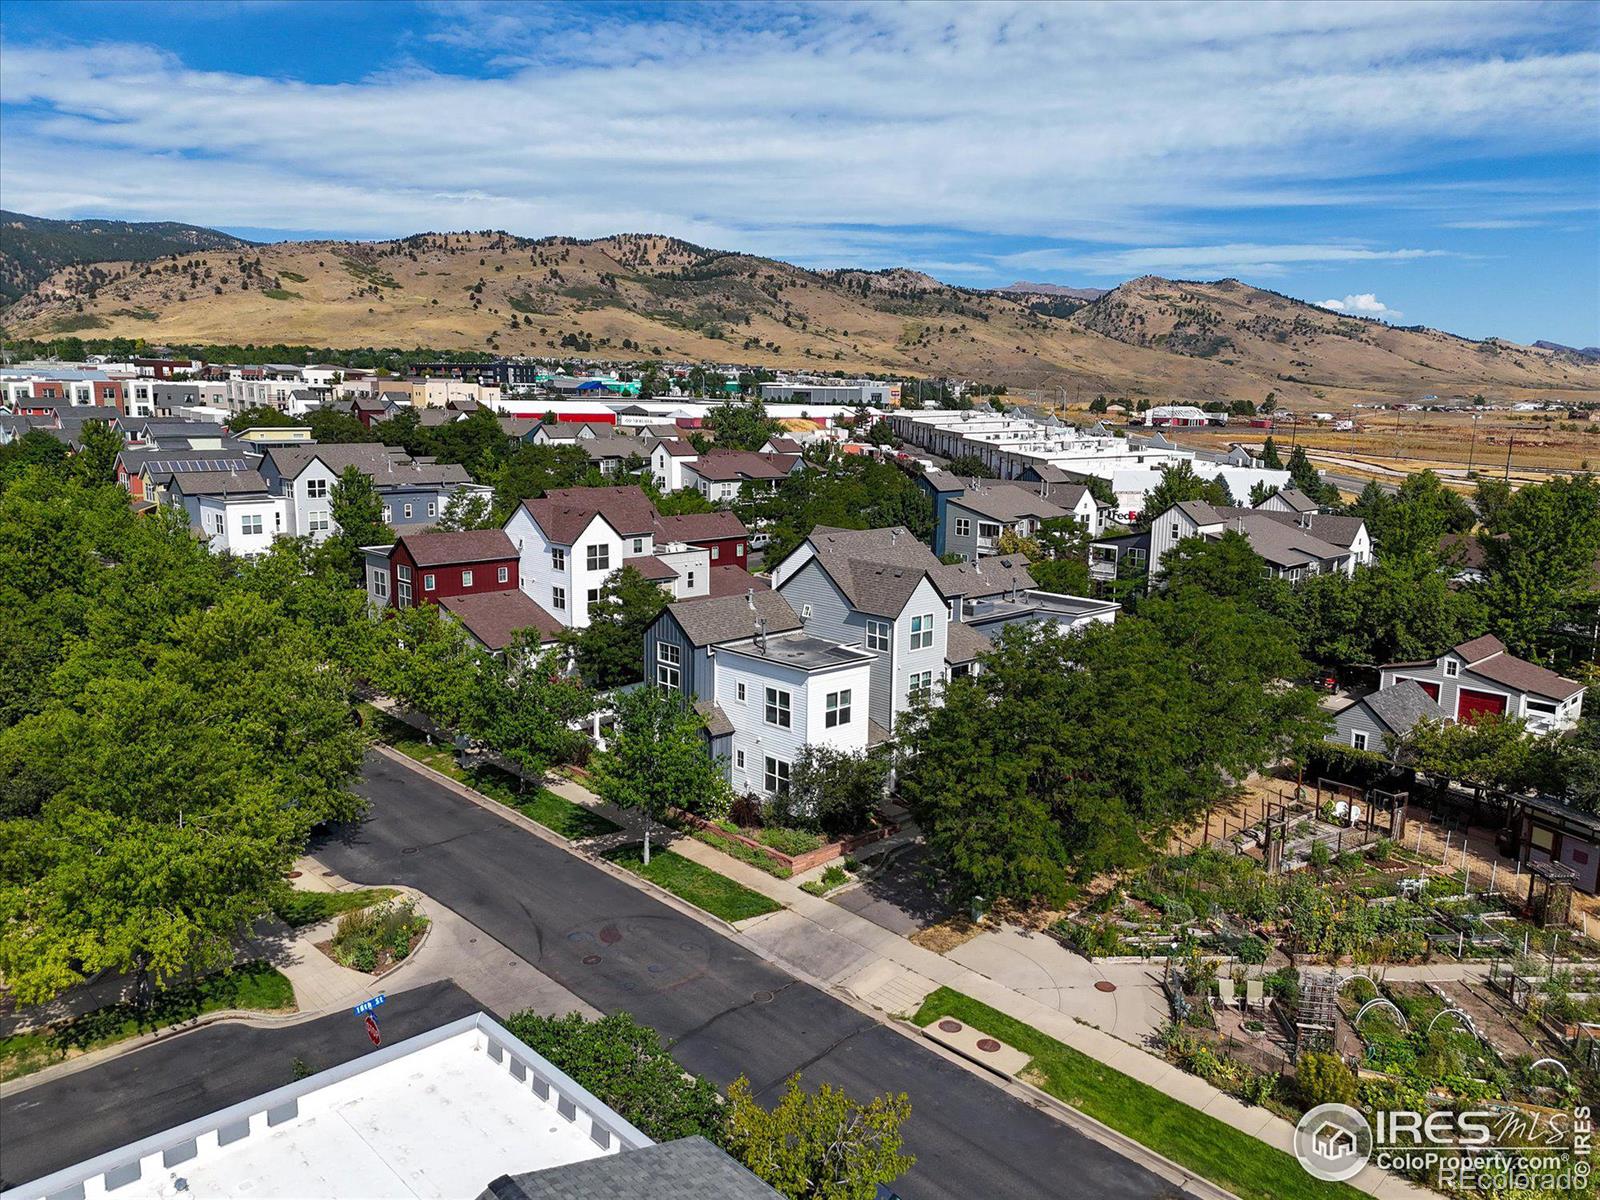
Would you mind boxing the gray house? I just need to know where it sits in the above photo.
[1326,680,1448,755]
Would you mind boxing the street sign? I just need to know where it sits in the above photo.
[352,994,386,1016]
[364,1014,381,1046]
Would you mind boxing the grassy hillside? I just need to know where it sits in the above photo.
[0,211,252,306]
[4,228,1597,405]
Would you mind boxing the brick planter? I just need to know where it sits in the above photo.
[674,811,896,874]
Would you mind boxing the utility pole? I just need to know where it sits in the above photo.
[1467,414,1478,475]
[1503,432,1514,481]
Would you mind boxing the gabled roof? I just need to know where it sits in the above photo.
[918,468,969,494]
[1364,680,1447,735]
[650,437,698,458]
[704,564,769,598]
[396,529,516,567]
[693,701,736,738]
[1451,635,1585,702]
[945,482,1072,523]
[654,510,747,544]
[519,486,658,542]
[1266,487,1320,513]
[439,591,562,651]
[1246,507,1368,550]
[167,469,271,497]
[944,621,992,665]
[688,449,798,482]
[763,436,804,454]
[625,553,679,582]
[931,555,1036,600]
[666,589,801,647]
[801,525,948,617]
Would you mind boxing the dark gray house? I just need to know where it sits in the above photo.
[1326,680,1448,755]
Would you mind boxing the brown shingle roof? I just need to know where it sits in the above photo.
[689,449,798,482]
[931,555,1036,600]
[654,510,748,543]
[944,621,992,664]
[802,526,948,617]
[705,564,769,598]
[521,485,658,543]
[667,589,800,647]
[439,591,562,651]
[625,553,679,582]
[397,529,516,567]
[1452,636,1584,701]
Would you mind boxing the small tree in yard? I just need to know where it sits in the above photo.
[590,685,730,862]
[563,565,669,689]
[769,745,890,838]
[463,636,592,787]
[724,1073,914,1200]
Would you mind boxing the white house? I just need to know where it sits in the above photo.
[681,449,801,503]
[648,438,699,492]
[165,470,285,556]
[1379,635,1585,733]
[1145,500,1366,584]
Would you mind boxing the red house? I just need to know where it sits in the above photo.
[365,529,519,609]
[654,510,750,569]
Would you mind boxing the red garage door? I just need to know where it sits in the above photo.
[1458,689,1508,723]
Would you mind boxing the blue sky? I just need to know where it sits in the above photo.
[2,0,1597,345]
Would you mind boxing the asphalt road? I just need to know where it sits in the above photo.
[5,755,1179,1200]
[1,979,483,1189]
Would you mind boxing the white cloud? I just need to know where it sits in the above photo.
[1317,293,1404,320]
[0,1,1594,275]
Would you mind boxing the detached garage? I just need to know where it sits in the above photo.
[1379,634,1585,734]
[1457,688,1509,723]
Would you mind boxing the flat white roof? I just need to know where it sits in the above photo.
[5,1014,650,1200]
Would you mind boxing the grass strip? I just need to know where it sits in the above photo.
[273,887,398,928]
[910,988,1364,1200]
[692,829,793,879]
[0,962,295,1083]
[363,705,620,839]
[604,845,781,922]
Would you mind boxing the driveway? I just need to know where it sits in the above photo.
[828,845,955,936]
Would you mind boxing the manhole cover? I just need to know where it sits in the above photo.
[752,990,774,1003]
[976,1038,1002,1052]
[1094,981,1117,993]
[400,847,419,856]
[582,954,602,965]
[566,931,592,943]
[938,1019,963,1033]
[599,925,622,945]
[678,941,697,952]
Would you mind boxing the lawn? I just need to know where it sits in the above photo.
[0,962,296,1082]
[273,887,398,928]
[362,704,620,840]
[911,988,1365,1200]
[604,846,781,923]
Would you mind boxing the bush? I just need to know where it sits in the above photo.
[1371,837,1392,862]
[1297,1051,1357,1108]
[330,899,427,972]
[502,1011,724,1143]
[1235,936,1269,965]
[767,745,889,838]
[757,826,825,856]
[1309,841,1332,870]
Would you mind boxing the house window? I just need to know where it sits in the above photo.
[1352,731,1369,751]
[866,620,890,652]
[1444,660,1459,678]
[498,566,509,583]
[632,538,644,554]
[423,573,436,591]
[801,604,813,618]
[382,505,392,522]
[461,570,474,587]
[712,545,720,560]
[656,662,680,691]
[908,670,934,700]
[687,571,696,589]
[764,756,791,797]
[736,682,747,702]
[397,565,412,605]
[373,570,388,599]
[659,643,681,666]
[826,689,852,728]
[954,517,971,537]
[551,547,566,571]
[403,503,414,520]
[736,750,745,770]
[735,542,744,556]
[586,544,610,571]
[1170,523,1179,539]
[306,478,328,499]
[240,514,263,535]
[427,502,437,518]
[910,613,934,650]
[309,511,330,533]
[587,588,600,604]
[552,586,566,610]
[764,687,792,728]
[978,521,1001,540]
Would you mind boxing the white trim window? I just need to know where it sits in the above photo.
[764,756,791,797]
[552,586,566,611]
[373,570,389,599]
[632,537,645,554]
[551,547,566,571]
[1444,660,1459,678]
[908,670,934,701]
[586,544,610,571]
[308,511,331,534]
[461,569,474,588]
[306,478,329,499]
[711,545,720,560]
[1352,731,1368,751]
[954,516,971,538]
[397,564,413,605]
[423,573,436,592]
[764,687,792,729]
[736,749,745,770]
[498,566,510,584]
[382,505,392,522]
[910,613,935,650]
[403,503,414,520]
[736,682,747,702]
[866,619,890,652]
[427,502,437,518]
[826,689,852,728]
[240,513,263,535]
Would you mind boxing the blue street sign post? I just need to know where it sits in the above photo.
[352,994,386,1017]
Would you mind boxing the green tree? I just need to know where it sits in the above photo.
[319,465,390,585]
[463,637,592,787]
[1478,475,1600,663]
[590,685,731,862]
[433,488,496,531]
[741,457,933,564]
[1286,445,1339,504]
[73,420,125,485]
[1157,530,1290,614]
[1400,714,1551,793]
[502,1011,724,1143]
[769,745,890,838]
[1359,469,1473,559]
[1291,556,1484,669]
[1260,435,1282,469]
[227,405,298,430]
[305,408,377,444]
[724,1074,914,1200]
[370,602,482,726]
[707,397,779,451]
[1134,461,1230,530]
[0,430,71,486]
[488,442,591,521]
[944,453,996,480]
[563,566,669,689]
[1247,480,1278,507]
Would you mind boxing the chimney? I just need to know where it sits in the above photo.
[755,618,767,655]
[746,588,756,611]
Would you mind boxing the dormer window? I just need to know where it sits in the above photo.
[1444,660,1459,678]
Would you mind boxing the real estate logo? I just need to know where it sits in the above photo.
[1294,1103,1373,1181]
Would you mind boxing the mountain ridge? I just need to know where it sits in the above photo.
[3,222,1597,405]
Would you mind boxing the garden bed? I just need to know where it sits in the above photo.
[673,809,894,875]
[318,899,429,975]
